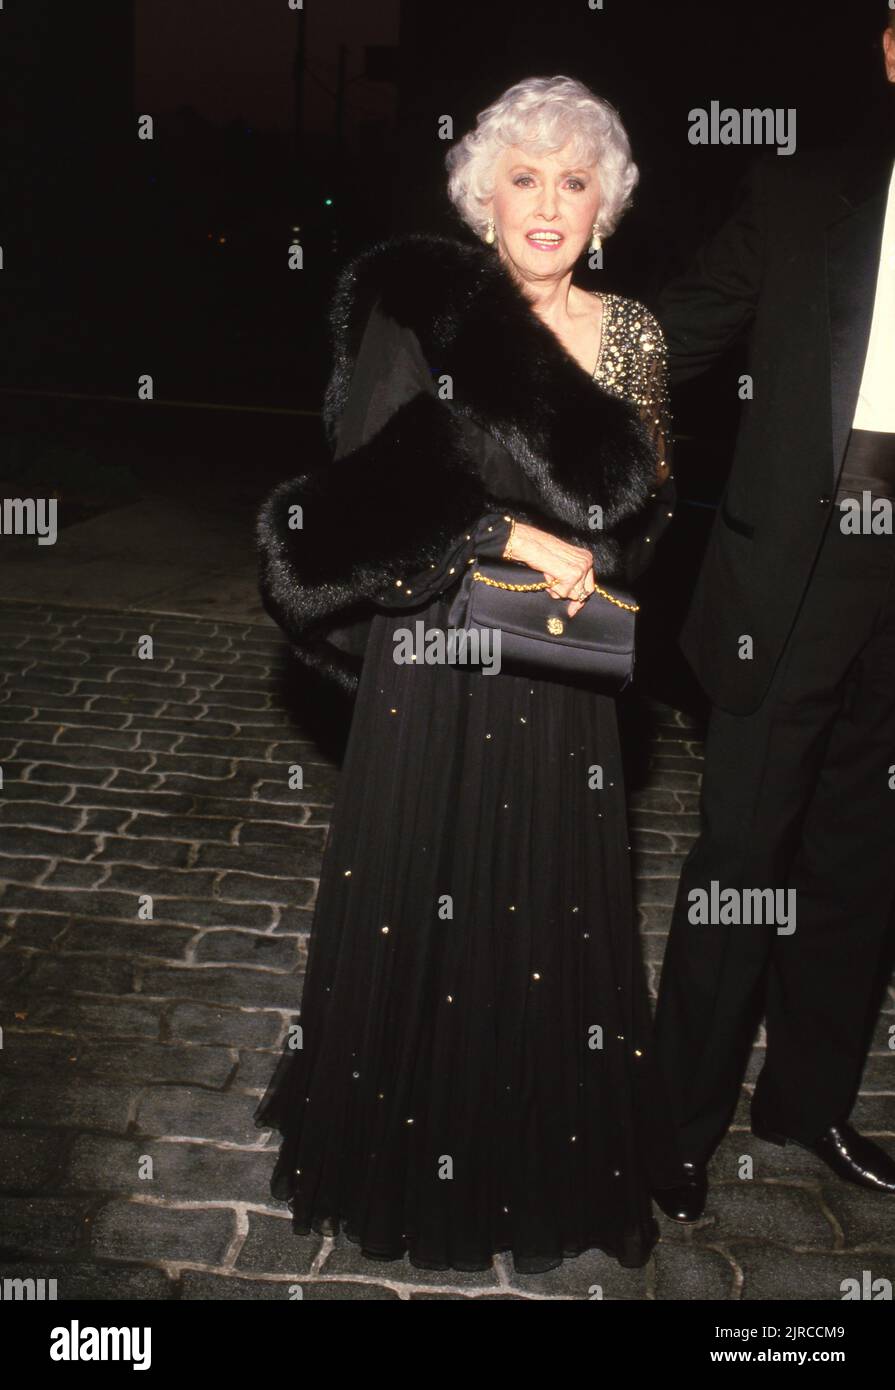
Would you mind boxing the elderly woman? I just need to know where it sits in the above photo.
[254,75,682,1274]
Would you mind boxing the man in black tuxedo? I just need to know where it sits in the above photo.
[652,11,895,1219]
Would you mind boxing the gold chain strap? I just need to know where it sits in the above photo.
[471,570,640,612]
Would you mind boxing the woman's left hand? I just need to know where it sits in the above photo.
[504,521,595,617]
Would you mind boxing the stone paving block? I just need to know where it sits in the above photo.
[0,1031,83,1075]
[713,1131,827,1183]
[5,913,70,948]
[75,1040,235,1088]
[15,741,155,774]
[57,918,197,960]
[823,1186,895,1248]
[89,697,167,717]
[6,690,93,713]
[0,1197,94,1259]
[126,814,235,842]
[193,931,299,971]
[254,780,336,808]
[91,1199,234,1265]
[633,851,688,879]
[166,1003,284,1049]
[0,856,54,884]
[104,772,166,795]
[0,803,85,830]
[0,825,97,859]
[634,879,677,907]
[201,691,271,711]
[194,842,321,879]
[140,965,300,1011]
[732,1244,895,1300]
[0,1128,68,1189]
[0,780,74,804]
[212,872,312,907]
[17,994,161,1038]
[631,810,702,838]
[31,709,131,732]
[159,772,262,798]
[0,1077,136,1133]
[0,704,40,723]
[139,898,275,929]
[857,1053,895,1088]
[56,728,142,752]
[234,1048,295,1092]
[180,1270,401,1299]
[847,1094,895,1132]
[150,752,240,779]
[101,865,219,899]
[93,836,194,868]
[70,788,194,815]
[653,1241,736,1299]
[632,829,676,853]
[127,717,240,739]
[42,863,108,889]
[274,907,314,937]
[628,788,687,813]
[14,954,136,996]
[693,1182,835,1249]
[636,900,673,926]
[194,796,312,824]
[136,1087,261,1144]
[176,735,274,760]
[235,1210,325,1275]
[0,1259,175,1300]
[61,1134,274,1204]
[238,821,325,851]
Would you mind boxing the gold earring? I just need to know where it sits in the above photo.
[590,224,602,253]
[484,217,496,245]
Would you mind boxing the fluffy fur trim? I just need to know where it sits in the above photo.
[258,233,659,694]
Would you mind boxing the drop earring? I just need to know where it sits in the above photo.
[484,217,496,245]
[590,224,603,254]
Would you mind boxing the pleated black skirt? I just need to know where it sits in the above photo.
[254,592,683,1273]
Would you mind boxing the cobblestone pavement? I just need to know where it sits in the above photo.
[1,599,893,1302]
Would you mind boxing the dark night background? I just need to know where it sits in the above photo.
[3,0,894,714]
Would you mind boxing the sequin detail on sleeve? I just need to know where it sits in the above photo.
[593,295,672,484]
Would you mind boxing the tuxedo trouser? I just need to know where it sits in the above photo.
[653,514,895,1159]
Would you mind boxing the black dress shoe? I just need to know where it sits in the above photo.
[651,1161,708,1222]
[752,1105,895,1194]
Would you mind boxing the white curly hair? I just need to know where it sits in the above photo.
[445,75,639,241]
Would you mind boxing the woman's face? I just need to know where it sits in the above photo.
[485,140,602,281]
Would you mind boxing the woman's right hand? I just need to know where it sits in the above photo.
[503,521,595,617]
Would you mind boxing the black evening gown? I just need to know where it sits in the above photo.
[255,565,683,1272]
[255,291,683,1273]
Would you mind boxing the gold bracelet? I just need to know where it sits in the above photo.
[502,514,516,561]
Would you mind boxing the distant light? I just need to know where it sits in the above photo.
[218,236,227,244]
[324,198,333,206]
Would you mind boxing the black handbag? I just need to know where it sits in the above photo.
[446,556,639,689]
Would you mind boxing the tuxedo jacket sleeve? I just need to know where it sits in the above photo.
[655,159,769,384]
